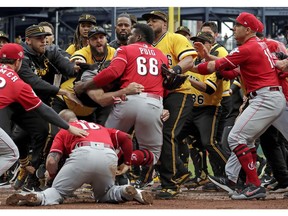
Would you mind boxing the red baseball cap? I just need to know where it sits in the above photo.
[0,43,24,60]
[229,12,260,32]
[256,19,264,33]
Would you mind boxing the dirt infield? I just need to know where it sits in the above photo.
[0,183,288,210]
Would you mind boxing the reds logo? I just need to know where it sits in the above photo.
[18,51,24,58]
[229,47,240,55]
[248,162,255,170]
[131,153,137,161]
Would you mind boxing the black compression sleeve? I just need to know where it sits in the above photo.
[33,103,70,130]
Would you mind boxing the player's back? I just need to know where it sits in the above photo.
[228,37,280,93]
[0,64,41,110]
[264,38,288,54]
[117,42,168,96]
[53,120,115,154]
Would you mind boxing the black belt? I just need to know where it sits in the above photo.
[74,141,114,150]
[247,86,280,99]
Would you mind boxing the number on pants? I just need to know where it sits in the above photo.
[136,57,159,75]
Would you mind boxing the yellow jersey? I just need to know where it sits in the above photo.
[153,32,197,94]
[70,45,116,64]
[189,72,223,107]
[60,45,116,116]
[66,44,77,56]
[210,44,230,97]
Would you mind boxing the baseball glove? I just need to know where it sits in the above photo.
[161,64,188,90]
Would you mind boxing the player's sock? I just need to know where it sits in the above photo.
[233,144,260,187]
[250,147,257,165]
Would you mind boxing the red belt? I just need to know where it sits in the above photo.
[247,86,280,99]
[74,141,114,150]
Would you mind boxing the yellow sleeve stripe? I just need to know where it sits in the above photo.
[178,49,198,61]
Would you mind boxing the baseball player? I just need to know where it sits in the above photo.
[191,12,286,200]
[6,109,153,206]
[175,26,191,40]
[55,26,116,124]
[199,22,233,185]
[209,20,288,196]
[141,10,197,199]
[12,24,84,191]
[0,43,88,183]
[74,23,168,186]
[179,32,229,189]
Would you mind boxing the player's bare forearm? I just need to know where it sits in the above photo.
[74,79,97,96]
[188,76,207,92]
[276,59,288,72]
[87,82,144,107]
[46,152,61,177]
[177,55,194,73]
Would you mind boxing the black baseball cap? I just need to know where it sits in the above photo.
[25,25,52,38]
[191,32,215,44]
[0,31,10,42]
[88,26,107,38]
[142,11,168,22]
[78,14,97,25]
[175,26,191,36]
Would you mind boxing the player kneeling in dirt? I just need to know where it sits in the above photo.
[6,109,153,206]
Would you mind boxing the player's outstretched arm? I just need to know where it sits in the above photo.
[86,82,144,107]
[276,59,288,72]
[33,103,89,137]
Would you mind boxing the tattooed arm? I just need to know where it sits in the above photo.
[46,152,62,178]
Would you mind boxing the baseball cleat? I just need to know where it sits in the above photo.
[155,187,180,199]
[133,189,153,205]
[208,175,236,194]
[231,184,266,200]
[184,176,209,189]
[268,183,288,193]
[173,171,192,186]
[123,185,153,205]
[6,193,41,206]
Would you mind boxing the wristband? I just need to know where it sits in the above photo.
[172,65,182,74]
[197,62,210,75]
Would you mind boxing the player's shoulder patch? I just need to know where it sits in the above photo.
[229,47,240,55]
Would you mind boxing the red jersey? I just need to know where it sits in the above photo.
[93,42,168,97]
[0,64,42,110]
[50,120,132,165]
[263,38,288,54]
[215,37,280,94]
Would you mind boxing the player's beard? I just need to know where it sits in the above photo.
[91,43,107,58]
[153,26,164,39]
[116,32,129,43]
